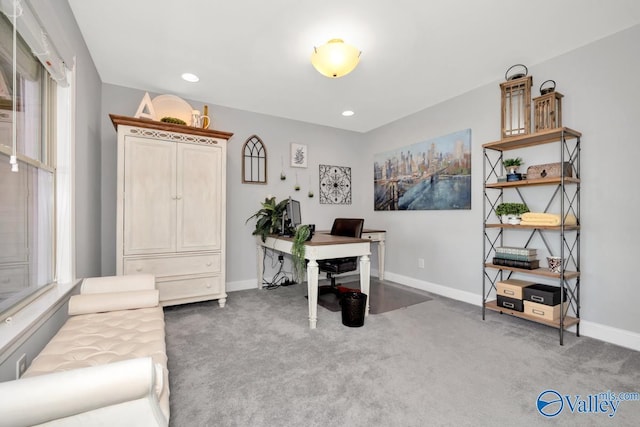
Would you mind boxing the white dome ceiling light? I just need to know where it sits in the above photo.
[311,39,361,78]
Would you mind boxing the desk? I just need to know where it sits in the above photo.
[256,234,371,329]
[318,229,386,280]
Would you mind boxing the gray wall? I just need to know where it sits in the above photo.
[0,302,69,381]
[366,24,640,337]
[100,25,640,343]
[100,86,367,283]
[0,6,636,380]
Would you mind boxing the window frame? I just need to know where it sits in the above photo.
[0,13,57,320]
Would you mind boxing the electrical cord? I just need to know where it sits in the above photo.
[262,248,296,289]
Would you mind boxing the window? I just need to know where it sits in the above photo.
[0,12,56,316]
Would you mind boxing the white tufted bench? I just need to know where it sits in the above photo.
[0,274,170,427]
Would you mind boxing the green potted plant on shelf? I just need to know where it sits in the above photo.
[495,202,529,225]
[246,196,289,242]
[291,224,311,282]
[503,157,523,174]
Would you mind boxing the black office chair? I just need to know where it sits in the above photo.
[317,218,364,295]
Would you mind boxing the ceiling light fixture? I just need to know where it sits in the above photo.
[342,110,355,117]
[311,39,361,78]
[181,72,200,82]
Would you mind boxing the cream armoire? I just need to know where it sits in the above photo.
[111,115,233,307]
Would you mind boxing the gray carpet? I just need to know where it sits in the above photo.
[164,283,640,427]
[312,278,432,314]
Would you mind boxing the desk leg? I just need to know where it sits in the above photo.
[307,260,319,329]
[378,239,385,280]
[359,255,371,316]
[257,244,264,289]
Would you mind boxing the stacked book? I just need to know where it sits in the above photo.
[493,246,539,269]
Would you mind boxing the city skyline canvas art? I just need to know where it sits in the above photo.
[374,129,471,210]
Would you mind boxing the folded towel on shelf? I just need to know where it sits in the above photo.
[521,212,559,221]
[520,212,577,226]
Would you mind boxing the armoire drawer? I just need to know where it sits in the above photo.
[123,254,221,277]
[157,276,223,301]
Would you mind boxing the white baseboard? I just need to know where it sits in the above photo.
[384,271,482,307]
[383,272,640,352]
[577,320,640,352]
[229,272,640,352]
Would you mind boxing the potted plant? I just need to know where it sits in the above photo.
[291,224,311,282]
[246,196,289,242]
[503,157,523,174]
[495,202,529,225]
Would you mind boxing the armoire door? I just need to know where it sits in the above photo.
[124,137,177,255]
[176,143,222,252]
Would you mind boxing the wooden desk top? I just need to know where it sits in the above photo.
[270,233,369,246]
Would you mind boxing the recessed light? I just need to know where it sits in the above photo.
[342,110,355,117]
[181,73,200,82]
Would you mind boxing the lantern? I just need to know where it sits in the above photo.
[533,80,563,132]
[500,64,532,138]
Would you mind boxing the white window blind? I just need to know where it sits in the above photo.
[0,0,69,86]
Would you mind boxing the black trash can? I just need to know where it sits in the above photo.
[340,291,367,327]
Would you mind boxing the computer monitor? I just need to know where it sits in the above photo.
[286,197,302,228]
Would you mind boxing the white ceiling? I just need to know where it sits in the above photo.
[68,0,640,133]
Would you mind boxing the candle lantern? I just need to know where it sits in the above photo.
[533,80,563,132]
[500,64,532,138]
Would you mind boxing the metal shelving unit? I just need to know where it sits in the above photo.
[482,128,581,345]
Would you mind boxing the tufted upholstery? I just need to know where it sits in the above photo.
[23,305,169,420]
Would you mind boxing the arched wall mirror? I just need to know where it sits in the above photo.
[242,135,267,184]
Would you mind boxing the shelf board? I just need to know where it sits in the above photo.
[483,128,581,151]
[485,300,579,329]
[485,223,580,231]
[485,176,580,188]
[485,263,580,279]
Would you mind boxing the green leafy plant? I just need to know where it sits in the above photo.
[495,202,529,216]
[246,197,289,242]
[291,224,311,281]
[503,157,523,167]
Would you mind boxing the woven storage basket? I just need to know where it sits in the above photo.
[526,162,572,179]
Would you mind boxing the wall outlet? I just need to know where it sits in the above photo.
[418,258,425,269]
[16,353,27,379]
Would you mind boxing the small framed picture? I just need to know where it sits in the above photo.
[290,143,308,168]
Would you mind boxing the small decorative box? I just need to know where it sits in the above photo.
[497,295,524,312]
[523,283,567,306]
[526,162,572,179]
